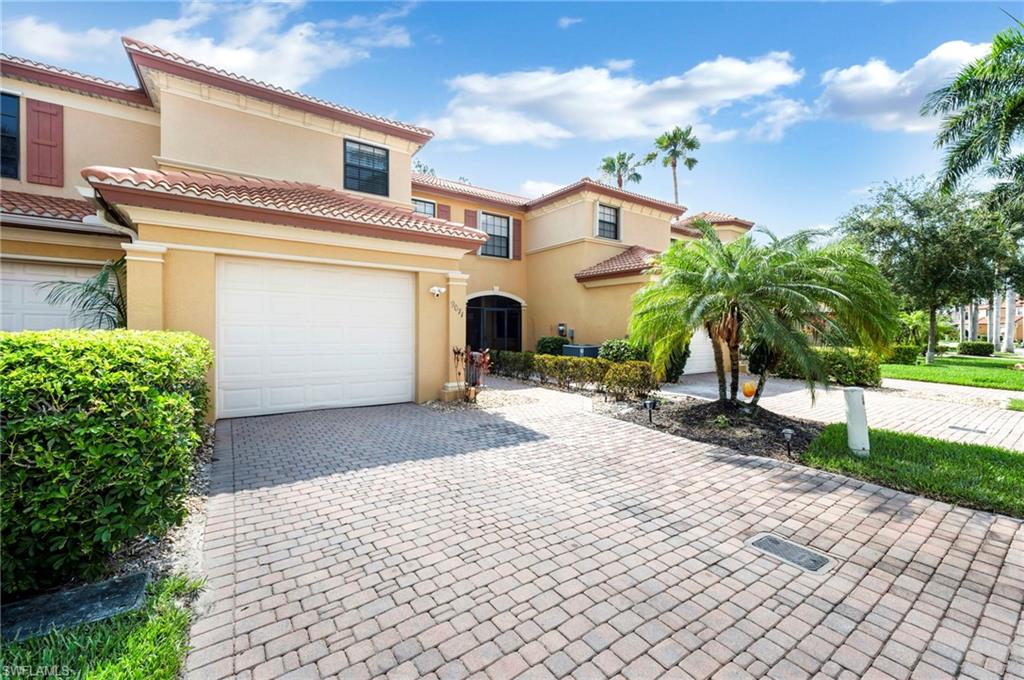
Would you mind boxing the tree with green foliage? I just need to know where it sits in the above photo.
[38,257,127,329]
[653,125,700,205]
[839,179,999,363]
[922,17,1024,193]
[629,223,896,404]
[599,151,657,188]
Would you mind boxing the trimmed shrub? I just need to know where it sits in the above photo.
[887,344,923,365]
[489,350,535,380]
[958,340,994,356]
[603,361,657,400]
[598,338,646,363]
[1,330,213,595]
[662,342,692,383]
[775,347,881,387]
[536,336,570,355]
[583,357,612,388]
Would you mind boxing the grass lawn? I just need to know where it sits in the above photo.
[804,424,1023,518]
[1010,399,1024,412]
[880,354,1024,391]
[0,575,201,680]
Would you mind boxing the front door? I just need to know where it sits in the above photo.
[466,295,522,351]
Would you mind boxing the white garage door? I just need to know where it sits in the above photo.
[685,328,718,376]
[1,259,102,331]
[217,257,415,418]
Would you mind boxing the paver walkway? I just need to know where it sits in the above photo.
[662,374,1024,451]
[187,380,1024,679]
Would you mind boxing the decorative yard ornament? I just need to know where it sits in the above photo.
[742,381,757,398]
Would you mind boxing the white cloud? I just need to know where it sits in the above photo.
[1,1,416,90]
[557,17,583,29]
[818,40,990,133]
[420,52,803,146]
[519,180,563,198]
[0,16,119,61]
[605,58,634,72]
[747,97,812,141]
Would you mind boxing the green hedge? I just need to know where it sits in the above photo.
[535,336,570,355]
[775,347,881,387]
[1,330,213,595]
[489,350,535,380]
[958,340,994,356]
[887,344,923,365]
[534,355,612,389]
[603,361,657,400]
[598,338,646,363]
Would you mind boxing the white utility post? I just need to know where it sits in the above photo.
[844,387,870,457]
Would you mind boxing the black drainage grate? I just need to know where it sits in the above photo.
[747,533,833,573]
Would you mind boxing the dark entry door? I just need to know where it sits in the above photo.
[467,295,522,351]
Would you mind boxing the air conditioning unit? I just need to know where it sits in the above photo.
[562,344,600,358]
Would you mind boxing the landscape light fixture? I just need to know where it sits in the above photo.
[781,428,794,455]
[643,398,657,423]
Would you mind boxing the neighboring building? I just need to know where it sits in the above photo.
[949,302,1024,343]
[0,39,752,418]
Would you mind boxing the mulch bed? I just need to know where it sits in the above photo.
[615,398,824,463]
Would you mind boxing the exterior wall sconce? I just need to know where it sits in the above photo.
[429,286,447,298]
[557,323,567,337]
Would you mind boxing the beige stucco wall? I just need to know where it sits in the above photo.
[526,194,674,253]
[0,233,125,263]
[156,88,413,205]
[122,211,468,418]
[0,78,160,199]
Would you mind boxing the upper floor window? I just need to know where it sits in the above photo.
[479,212,510,258]
[1,93,19,179]
[344,140,388,196]
[412,199,436,217]
[597,204,620,240]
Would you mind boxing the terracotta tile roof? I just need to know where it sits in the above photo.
[673,210,754,230]
[81,166,487,248]
[122,37,432,143]
[1,190,95,222]
[0,53,152,107]
[528,178,684,215]
[412,173,529,209]
[575,245,660,282]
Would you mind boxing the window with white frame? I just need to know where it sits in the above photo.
[479,212,510,258]
[412,199,436,217]
[597,204,620,240]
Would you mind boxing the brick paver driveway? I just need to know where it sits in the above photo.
[187,381,1024,679]
[662,374,1024,451]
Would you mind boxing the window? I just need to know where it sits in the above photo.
[479,212,510,258]
[597,204,619,240]
[1,93,18,179]
[412,199,436,217]
[344,140,388,196]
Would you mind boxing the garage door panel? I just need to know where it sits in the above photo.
[217,257,415,417]
[1,260,103,331]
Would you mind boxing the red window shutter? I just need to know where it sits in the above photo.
[26,99,63,187]
[464,209,477,228]
[513,218,522,260]
[438,203,451,220]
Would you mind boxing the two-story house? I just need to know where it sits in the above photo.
[0,38,752,419]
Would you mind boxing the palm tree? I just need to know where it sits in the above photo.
[629,223,897,403]
[922,17,1024,191]
[599,151,657,188]
[37,257,127,329]
[653,125,700,204]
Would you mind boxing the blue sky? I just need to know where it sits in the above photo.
[1,1,1010,233]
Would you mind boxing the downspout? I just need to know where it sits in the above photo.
[76,185,137,242]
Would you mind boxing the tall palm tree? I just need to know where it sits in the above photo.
[629,224,897,403]
[599,151,657,188]
[922,17,1024,191]
[653,125,700,204]
[37,257,127,329]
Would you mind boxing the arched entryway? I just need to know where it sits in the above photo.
[467,294,522,351]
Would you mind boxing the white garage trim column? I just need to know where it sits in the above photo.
[443,272,469,399]
[123,241,166,330]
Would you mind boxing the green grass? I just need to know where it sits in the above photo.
[804,424,1024,517]
[0,575,201,680]
[880,354,1024,391]
[1009,399,1024,412]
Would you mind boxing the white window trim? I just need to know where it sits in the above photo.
[476,209,514,260]
[411,196,437,217]
[594,202,621,241]
[342,137,390,198]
